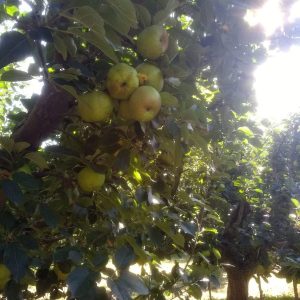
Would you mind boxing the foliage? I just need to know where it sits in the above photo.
[267,115,300,287]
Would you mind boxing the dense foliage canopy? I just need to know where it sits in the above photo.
[0,0,299,300]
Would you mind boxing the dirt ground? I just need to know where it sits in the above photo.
[202,275,295,299]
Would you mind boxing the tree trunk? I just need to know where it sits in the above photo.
[208,281,212,300]
[13,83,75,148]
[293,279,299,300]
[257,275,263,300]
[226,268,250,300]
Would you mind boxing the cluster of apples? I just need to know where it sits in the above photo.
[77,25,169,124]
[76,25,169,193]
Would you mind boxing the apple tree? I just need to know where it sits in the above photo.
[0,0,266,299]
[265,115,300,300]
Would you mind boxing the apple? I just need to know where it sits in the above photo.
[137,25,169,60]
[77,91,113,122]
[106,63,139,100]
[136,63,164,91]
[77,167,105,193]
[54,264,69,281]
[128,86,161,122]
[0,264,10,290]
[118,100,132,120]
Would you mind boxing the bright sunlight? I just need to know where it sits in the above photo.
[255,46,300,121]
[252,0,300,121]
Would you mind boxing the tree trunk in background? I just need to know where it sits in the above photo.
[226,268,250,300]
[293,279,299,300]
[257,275,263,300]
[208,281,212,300]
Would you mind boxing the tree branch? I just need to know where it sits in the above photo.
[13,82,75,148]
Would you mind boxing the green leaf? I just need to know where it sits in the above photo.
[13,141,30,153]
[67,266,96,298]
[13,172,41,190]
[0,31,32,69]
[212,248,221,260]
[156,221,185,247]
[1,179,23,205]
[68,28,118,63]
[64,36,77,57]
[62,6,105,36]
[99,4,131,37]
[119,271,149,295]
[237,126,254,138]
[108,278,131,300]
[135,4,151,28]
[4,243,28,282]
[39,204,60,228]
[25,152,48,170]
[114,244,135,270]
[291,198,300,208]
[124,236,148,262]
[188,284,202,298]
[92,250,109,269]
[0,136,14,152]
[1,70,33,81]
[5,5,19,17]
[58,84,79,98]
[160,91,179,107]
[133,170,142,182]
[107,0,137,29]
[113,149,131,171]
[153,0,181,24]
[53,32,68,60]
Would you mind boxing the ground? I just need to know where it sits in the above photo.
[202,274,295,299]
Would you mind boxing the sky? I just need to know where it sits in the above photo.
[251,0,300,121]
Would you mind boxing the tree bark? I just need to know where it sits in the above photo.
[293,279,299,300]
[13,83,75,148]
[226,268,250,300]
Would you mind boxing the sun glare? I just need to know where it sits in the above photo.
[245,0,283,36]
[289,0,300,22]
[252,1,300,122]
[254,46,300,121]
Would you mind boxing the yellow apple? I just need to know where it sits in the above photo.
[106,63,139,100]
[77,167,105,193]
[20,270,35,286]
[0,264,11,290]
[54,264,69,281]
[137,25,169,60]
[128,86,161,122]
[118,100,132,120]
[136,63,164,91]
[77,91,113,122]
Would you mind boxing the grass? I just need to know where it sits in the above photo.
[250,298,294,300]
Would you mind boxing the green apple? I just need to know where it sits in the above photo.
[77,167,105,193]
[128,86,161,122]
[136,63,164,91]
[77,91,113,122]
[0,264,10,290]
[106,63,139,100]
[137,25,169,60]
[118,100,132,120]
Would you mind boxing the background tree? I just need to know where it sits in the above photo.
[0,0,270,299]
[266,115,300,300]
